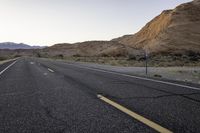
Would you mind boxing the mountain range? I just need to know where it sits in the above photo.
[0,42,44,49]
[1,0,200,59]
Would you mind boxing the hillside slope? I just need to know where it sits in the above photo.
[113,0,200,55]
[41,41,142,57]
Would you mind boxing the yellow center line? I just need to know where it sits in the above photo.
[97,94,173,133]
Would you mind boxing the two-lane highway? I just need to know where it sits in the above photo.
[0,57,200,133]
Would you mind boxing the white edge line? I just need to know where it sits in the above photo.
[66,63,200,91]
[0,57,19,65]
[48,68,54,73]
[0,60,17,75]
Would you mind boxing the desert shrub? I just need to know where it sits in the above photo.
[0,56,7,61]
[173,53,182,57]
[36,53,41,58]
[184,51,200,61]
[188,52,199,61]
[101,53,110,57]
[154,74,162,78]
[57,54,64,59]
[137,56,146,61]
[14,55,21,58]
[75,58,81,61]
[73,54,81,57]
[189,56,199,61]
[114,53,125,57]
[187,51,199,57]
[182,55,188,59]
[42,53,49,58]
[127,54,136,60]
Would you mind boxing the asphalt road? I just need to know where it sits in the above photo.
[0,57,200,133]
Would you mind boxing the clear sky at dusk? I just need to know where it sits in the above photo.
[0,0,192,46]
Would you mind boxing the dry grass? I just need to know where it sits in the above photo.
[51,55,200,67]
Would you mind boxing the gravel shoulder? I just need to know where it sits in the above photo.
[66,61,200,85]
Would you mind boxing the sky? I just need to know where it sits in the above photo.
[0,0,192,46]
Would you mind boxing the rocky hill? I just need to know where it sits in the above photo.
[113,0,200,55]
[40,41,142,58]
[43,0,200,58]
[38,0,200,60]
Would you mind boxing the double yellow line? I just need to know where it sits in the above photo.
[97,94,173,133]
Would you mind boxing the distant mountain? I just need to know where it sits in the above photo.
[0,42,44,49]
[113,0,200,55]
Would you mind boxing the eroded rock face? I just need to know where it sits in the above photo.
[113,0,200,55]
[194,0,200,4]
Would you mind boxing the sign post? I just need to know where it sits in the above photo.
[145,50,148,76]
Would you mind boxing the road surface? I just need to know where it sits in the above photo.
[0,57,200,133]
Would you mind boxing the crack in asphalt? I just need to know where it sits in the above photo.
[0,91,41,98]
[39,99,69,133]
[105,92,200,101]
[112,80,200,103]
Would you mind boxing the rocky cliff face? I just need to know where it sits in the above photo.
[113,0,200,55]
